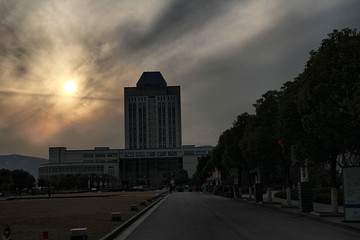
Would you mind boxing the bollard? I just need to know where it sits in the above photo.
[70,228,88,240]
[255,183,263,202]
[298,182,313,212]
[3,225,11,240]
[111,212,122,221]
[43,231,49,240]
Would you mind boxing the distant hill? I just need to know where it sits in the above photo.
[0,154,48,179]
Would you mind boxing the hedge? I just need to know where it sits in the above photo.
[274,187,343,205]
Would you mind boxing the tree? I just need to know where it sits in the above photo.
[212,134,226,169]
[295,28,360,212]
[276,81,304,146]
[241,91,281,187]
[0,169,13,192]
[276,80,306,193]
[220,113,251,192]
[193,154,213,185]
[11,170,35,193]
[174,168,189,186]
[76,174,89,189]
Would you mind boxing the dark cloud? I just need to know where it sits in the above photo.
[123,0,238,51]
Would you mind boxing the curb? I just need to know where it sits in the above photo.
[236,197,360,234]
[5,195,111,200]
[3,193,161,201]
[99,192,169,240]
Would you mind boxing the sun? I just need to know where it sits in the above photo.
[64,80,76,94]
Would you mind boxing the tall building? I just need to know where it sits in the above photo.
[39,71,212,189]
[124,71,181,149]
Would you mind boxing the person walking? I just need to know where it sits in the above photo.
[3,225,11,240]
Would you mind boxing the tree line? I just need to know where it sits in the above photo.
[0,169,117,194]
[0,169,35,194]
[193,28,360,207]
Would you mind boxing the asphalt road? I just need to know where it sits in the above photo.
[120,192,360,240]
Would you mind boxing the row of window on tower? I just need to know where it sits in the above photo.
[127,96,177,102]
[128,101,178,149]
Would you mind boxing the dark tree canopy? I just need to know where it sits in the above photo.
[0,169,35,193]
[194,28,360,194]
[241,91,281,186]
[296,28,360,157]
[174,168,189,186]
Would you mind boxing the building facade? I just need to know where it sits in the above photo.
[38,146,212,188]
[124,72,182,149]
[38,71,212,189]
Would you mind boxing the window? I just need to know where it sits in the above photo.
[168,151,177,156]
[196,151,207,155]
[95,153,106,158]
[108,159,118,163]
[125,152,134,157]
[184,151,195,156]
[136,152,145,157]
[107,153,118,158]
[157,152,166,157]
[146,152,156,157]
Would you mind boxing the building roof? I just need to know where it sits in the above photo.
[136,71,167,88]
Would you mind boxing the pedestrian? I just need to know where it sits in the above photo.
[170,185,173,194]
[47,188,51,199]
[3,225,11,240]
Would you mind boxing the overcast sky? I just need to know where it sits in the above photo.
[0,0,359,159]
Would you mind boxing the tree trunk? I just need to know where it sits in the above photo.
[239,186,243,199]
[238,170,243,199]
[285,166,291,206]
[249,186,253,200]
[286,187,292,206]
[330,151,338,213]
[267,187,272,202]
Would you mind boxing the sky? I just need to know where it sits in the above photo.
[0,0,359,159]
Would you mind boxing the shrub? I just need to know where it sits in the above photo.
[274,187,343,205]
[274,188,298,200]
[241,186,249,194]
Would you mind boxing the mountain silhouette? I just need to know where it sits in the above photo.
[0,154,48,179]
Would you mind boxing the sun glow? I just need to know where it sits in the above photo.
[64,80,76,94]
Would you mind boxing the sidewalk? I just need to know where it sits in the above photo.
[238,192,360,233]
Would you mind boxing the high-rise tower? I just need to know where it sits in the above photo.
[124,72,182,149]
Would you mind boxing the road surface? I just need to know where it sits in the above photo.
[117,192,360,240]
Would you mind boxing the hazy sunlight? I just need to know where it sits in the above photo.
[64,80,76,94]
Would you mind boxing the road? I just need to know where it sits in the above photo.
[118,192,360,240]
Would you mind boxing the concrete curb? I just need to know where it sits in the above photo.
[4,193,160,201]
[236,197,360,234]
[99,192,169,240]
[5,195,111,200]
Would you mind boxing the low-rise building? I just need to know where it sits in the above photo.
[39,145,212,189]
